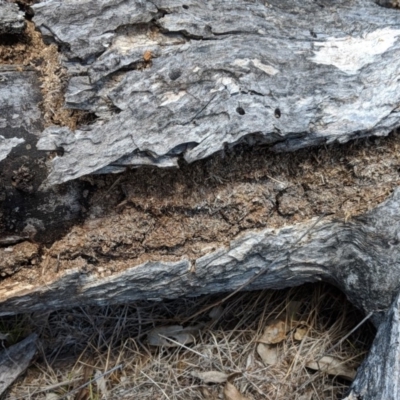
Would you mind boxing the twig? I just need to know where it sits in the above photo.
[321,311,373,358]
[57,364,123,400]
[141,370,172,400]
[297,311,373,391]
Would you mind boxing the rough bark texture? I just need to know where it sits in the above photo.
[0,0,24,35]
[1,188,400,324]
[345,290,400,400]
[31,0,400,186]
[1,1,400,398]
[0,67,83,244]
[0,333,37,395]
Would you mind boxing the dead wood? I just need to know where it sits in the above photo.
[1,1,400,398]
[29,0,400,186]
[0,333,37,396]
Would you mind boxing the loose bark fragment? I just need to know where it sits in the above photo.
[0,333,37,396]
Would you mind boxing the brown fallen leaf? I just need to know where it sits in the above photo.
[257,343,279,366]
[191,370,229,383]
[294,326,308,341]
[224,382,249,400]
[259,319,287,344]
[306,355,357,381]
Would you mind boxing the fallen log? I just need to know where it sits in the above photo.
[31,0,400,186]
[1,0,400,398]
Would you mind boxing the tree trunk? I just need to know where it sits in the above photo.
[1,0,400,397]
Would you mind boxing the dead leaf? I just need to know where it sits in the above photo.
[94,370,108,398]
[201,387,213,398]
[246,353,254,369]
[224,382,249,400]
[191,370,229,383]
[147,324,203,347]
[259,319,287,344]
[257,343,279,366]
[306,355,357,381]
[294,326,308,341]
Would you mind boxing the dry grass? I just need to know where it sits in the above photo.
[3,283,374,400]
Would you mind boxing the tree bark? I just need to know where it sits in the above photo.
[31,0,400,186]
[1,0,400,398]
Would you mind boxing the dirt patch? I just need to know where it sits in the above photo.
[0,20,91,129]
[0,241,39,277]
[2,129,399,286]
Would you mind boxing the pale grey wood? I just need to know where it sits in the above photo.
[32,0,400,186]
[345,290,400,400]
[0,135,24,162]
[0,69,84,243]
[0,333,37,396]
[1,188,399,327]
[0,0,24,35]
[1,2,400,398]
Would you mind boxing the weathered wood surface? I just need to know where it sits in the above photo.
[0,135,24,162]
[0,68,83,243]
[31,0,400,186]
[0,333,37,396]
[1,1,400,398]
[1,188,399,326]
[0,0,24,35]
[344,290,400,400]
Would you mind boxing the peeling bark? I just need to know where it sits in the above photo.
[30,0,400,186]
[1,188,399,325]
[1,1,400,398]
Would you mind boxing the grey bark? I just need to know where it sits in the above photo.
[0,135,24,162]
[1,187,400,324]
[344,290,400,400]
[1,0,400,398]
[0,0,24,35]
[31,0,400,186]
[0,333,37,396]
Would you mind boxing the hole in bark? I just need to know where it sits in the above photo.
[236,107,245,115]
[274,108,281,118]
[169,69,182,81]
[55,147,64,157]
[182,4,189,9]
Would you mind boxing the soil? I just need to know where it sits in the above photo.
[0,18,92,129]
[2,130,400,288]
[0,8,400,296]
